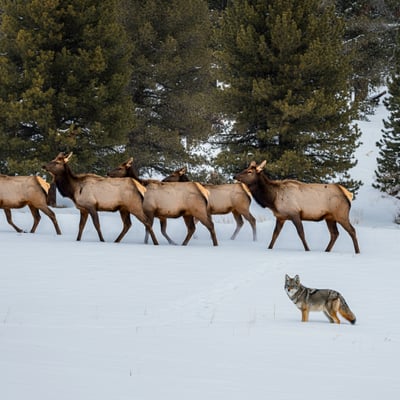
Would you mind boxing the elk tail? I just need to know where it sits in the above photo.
[131,178,147,198]
[36,176,50,195]
[194,182,210,205]
[239,182,253,200]
[338,185,353,203]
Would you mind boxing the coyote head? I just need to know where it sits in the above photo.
[284,274,301,296]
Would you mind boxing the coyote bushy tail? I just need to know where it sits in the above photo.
[285,274,356,324]
[337,294,356,324]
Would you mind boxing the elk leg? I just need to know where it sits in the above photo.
[77,209,89,241]
[38,206,62,235]
[325,220,339,252]
[230,211,244,240]
[114,210,132,243]
[4,209,23,233]
[268,218,285,249]
[135,211,159,245]
[195,214,218,246]
[142,216,152,244]
[291,216,310,251]
[147,224,159,245]
[182,216,196,245]
[338,220,360,254]
[88,208,105,242]
[160,218,177,245]
[243,210,257,241]
[27,205,41,233]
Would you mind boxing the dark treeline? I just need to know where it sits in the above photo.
[0,0,398,195]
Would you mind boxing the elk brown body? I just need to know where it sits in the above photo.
[163,167,257,241]
[234,161,360,253]
[0,175,61,235]
[142,181,218,246]
[108,158,218,246]
[43,152,158,244]
[107,157,159,186]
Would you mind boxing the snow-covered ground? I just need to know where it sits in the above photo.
[1,99,399,399]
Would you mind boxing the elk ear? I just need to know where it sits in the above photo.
[64,152,73,163]
[179,167,186,175]
[249,161,257,168]
[256,160,266,173]
[126,157,134,167]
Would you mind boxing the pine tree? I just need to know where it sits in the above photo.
[0,0,133,175]
[215,0,361,189]
[337,0,399,107]
[208,0,227,11]
[374,34,400,199]
[120,0,216,175]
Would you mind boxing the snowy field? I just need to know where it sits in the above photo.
[1,99,400,399]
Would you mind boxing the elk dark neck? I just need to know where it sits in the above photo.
[163,174,190,183]
[179,174,190,182]
[127,166,142,182]
[248,174,277,209]
[54,164,78,202]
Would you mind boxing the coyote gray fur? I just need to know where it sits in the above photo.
[284,274,356,324]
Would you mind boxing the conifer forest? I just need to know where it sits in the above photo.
[0,0,399,196]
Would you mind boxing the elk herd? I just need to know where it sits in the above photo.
[0,152,360,253]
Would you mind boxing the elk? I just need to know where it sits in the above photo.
[0,175,62,235]
[234,161,360,253]
[107,158,218,246]
[43,152,158,244]
[107,157,158,186]
[163,167,257,241]
[142,181,218,246]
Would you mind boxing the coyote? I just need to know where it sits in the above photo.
[284,274,356,324]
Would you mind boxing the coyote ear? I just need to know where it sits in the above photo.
[294,274,300,282]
